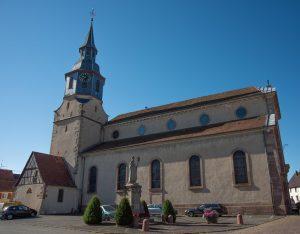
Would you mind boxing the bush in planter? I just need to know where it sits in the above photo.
[203,209,218,223]
[162,200,176,223]
[115,198,133,226]
[141,200,150,218]
[83,196,102,225]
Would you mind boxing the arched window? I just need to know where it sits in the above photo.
[189,155,201,187]
[151,160,161,189]
[117,163,126,190]
[88,166,97,193]
[233,151,248,184]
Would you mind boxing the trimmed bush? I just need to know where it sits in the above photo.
[115,198,133,226]
[83,196,102,225]
[141,200,150,218]
[162,200,176,222]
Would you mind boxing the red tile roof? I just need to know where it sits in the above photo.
[289,172,300,188]
[109,87,261,124]
[0,169,18,192]
[85,116,266,153]
[32,152,75,187]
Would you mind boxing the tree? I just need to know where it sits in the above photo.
[141,200,150,218]
[162,199,176,222]
[83,196,102,225]
[115,198,133,226]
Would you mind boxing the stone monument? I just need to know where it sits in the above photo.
[125,156,142,215]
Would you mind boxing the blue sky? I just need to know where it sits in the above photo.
[0,0,299,179]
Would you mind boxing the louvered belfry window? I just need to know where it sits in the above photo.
[151,160,161,189]
[88,166,97,193]
[233,151,248,184]
[189,155,201,187]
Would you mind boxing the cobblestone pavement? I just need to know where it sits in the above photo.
[0,215,283,233]
[232,215,300,234]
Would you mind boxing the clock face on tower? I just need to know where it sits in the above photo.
[79,73,90,82]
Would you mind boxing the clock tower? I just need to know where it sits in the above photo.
[50,19,108,192]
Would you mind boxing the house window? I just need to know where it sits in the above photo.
[57,189,64,202]
[117,163,126,190]
[88,166,97,193]
[95,80,100,92]
[189,155,201,187]
[151,160,161,189]
[26,188,32,194]
[68,78,73,89]
[233,150,248,184]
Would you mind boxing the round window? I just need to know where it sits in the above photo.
[138,125,146,136]
[112,130,119,139]
[167,119,176,130]
[236,107,247,119]
[200,114,210,126]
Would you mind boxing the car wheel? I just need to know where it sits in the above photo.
[31,212,37,217]
[188,212,194,217]
[7,214,13,220]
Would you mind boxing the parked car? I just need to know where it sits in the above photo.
[1,205,37,220]
[185,203,227,217]
[101,205,116,221]
[147,204,162,216]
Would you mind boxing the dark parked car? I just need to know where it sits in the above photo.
[185,204,227,217]
[1,205,37,220]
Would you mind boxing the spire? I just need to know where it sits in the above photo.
[72,10,99,73]
[80,20,97,51]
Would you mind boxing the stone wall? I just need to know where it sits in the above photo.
[14,184,44,212]
[103,94,268,141]
[40,186,78,214]
[83,129,274,214]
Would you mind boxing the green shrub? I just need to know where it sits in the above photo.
[83,196,102,225]
[162,199,176,222]
[115,198,133,226]
[141,200,150,217]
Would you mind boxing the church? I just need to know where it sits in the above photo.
[15,19,291,215]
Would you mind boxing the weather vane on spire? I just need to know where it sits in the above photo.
[90,8,96,22]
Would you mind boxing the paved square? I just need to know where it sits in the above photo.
[0,215,288,233]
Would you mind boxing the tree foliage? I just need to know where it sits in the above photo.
[115,198,133,226]
[162,199,176,222]
[83,196,102,225]
[141,200,150,217]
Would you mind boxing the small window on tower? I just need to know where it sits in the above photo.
[95,80,100,92]
[65,125,68,132]
[68,78,73,89]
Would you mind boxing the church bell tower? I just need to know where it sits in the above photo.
[50,18,108,188]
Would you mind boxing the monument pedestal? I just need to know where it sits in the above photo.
[125,182,142,214]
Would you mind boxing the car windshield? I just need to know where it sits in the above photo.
[3,207,9,211]
[102,205,115,211]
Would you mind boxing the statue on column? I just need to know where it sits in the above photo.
[128,156,139,184]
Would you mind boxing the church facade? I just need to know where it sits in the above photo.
[15,20,291,215]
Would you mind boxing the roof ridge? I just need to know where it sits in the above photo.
[108,86,260,124]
